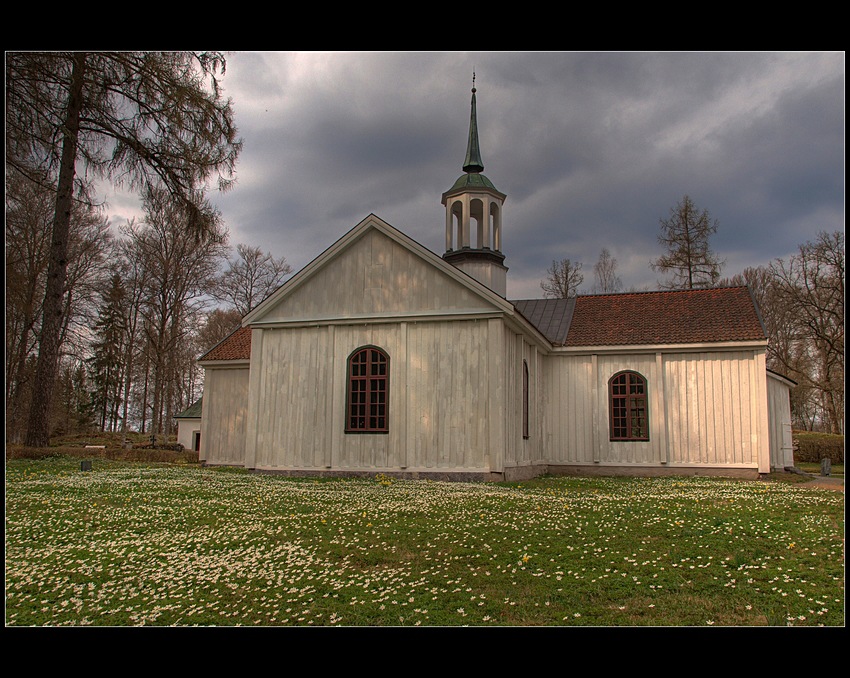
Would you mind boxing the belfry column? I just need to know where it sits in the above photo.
[442,77,508,296]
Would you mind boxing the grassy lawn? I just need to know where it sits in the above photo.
[5,458,844,627]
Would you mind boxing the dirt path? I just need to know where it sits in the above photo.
[801,477,844,492]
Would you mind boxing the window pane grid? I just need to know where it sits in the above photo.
[347,347,389,433]
[609,372,648,441]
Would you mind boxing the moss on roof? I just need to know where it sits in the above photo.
[175,397,203,419]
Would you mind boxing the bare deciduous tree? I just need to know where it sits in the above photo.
[718,231,844,433]
[127,188,229,436]
[771,231,844,434]
[5,173,53,437]
[5,173,111,442]
[213,243,293,315]
[541,258,584,299]
[197,308,243,354]
[592,248,622,293]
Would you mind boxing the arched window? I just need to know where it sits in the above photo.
[346,346,389,433]
[522,360,530,439]
[609,371,648,441]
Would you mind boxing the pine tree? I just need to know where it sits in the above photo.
[87,274,129,431]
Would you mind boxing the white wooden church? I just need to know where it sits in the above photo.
[195,85,795,481]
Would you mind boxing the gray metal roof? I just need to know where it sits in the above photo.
[512,298,576,345]
[512,287,765,347]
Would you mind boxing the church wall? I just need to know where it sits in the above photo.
[250,325,337,470]
[403,319,492,473]
[204,324,773,479]
[662,350,761,468]
[200,367,250,465]
[541,354,595,464]
[501,330,547,477]
[248,318,496,475]
[503,331,520,464]
[544,349,767,474]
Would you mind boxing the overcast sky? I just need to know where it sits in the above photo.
[107,51,845,300]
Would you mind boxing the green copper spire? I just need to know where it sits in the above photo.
[462,76,484,173]
[444,75,503,196]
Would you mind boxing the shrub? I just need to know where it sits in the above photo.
[132,442,185,452]
[792,431,845,464]
[6,445,199,465]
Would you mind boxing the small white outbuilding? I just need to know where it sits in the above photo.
[174,397,202,453]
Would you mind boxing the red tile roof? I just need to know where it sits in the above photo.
[199,326,252,361]
[560,287,766,346]
[199,288,765,361]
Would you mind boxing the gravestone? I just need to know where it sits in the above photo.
[820,458,831,477]
[81,460,92,472]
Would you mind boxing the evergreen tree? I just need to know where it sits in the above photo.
[87,274,128,431]
[52,360,96,436]
[129,187,228,435]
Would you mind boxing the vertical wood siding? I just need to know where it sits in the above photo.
[502,331,546,469]
[205,220,776,476]
[542,354,594,463]
[596,355,660,464]
[250,319,495,473]
[201,368,249,465]
[664,351,758,466]
[767,373,794,470]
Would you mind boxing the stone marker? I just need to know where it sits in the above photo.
[820,458,831,477]
[81,460,92,472]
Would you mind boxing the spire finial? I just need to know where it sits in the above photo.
[463,75,484,173]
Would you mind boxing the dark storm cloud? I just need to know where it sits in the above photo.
[203,51,843,298]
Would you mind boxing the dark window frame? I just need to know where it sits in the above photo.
[609,370,649,441]
[345,346,390,434]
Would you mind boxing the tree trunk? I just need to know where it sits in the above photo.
[140,352,150,434]
[6,321,35,443]
[120,304,140,444]
[25,53,87,448]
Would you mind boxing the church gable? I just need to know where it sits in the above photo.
[246,217,506,324]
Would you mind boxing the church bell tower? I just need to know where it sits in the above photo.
[442,78,508,297]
